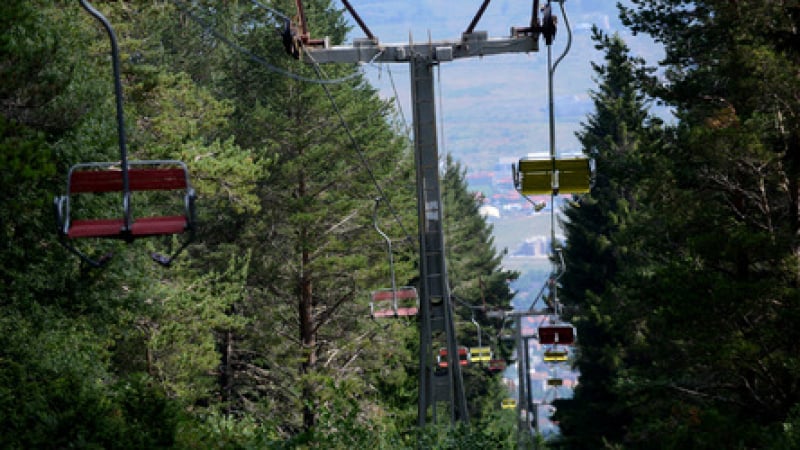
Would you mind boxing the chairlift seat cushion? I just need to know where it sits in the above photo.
[131,216,188,236]
[68,218,126,238]
[371,307,417,318]
[395,307,418,316]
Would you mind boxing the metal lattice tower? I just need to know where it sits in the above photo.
[297,5,544,426]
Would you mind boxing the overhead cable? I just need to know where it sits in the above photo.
[304,49,417,249]
[171,0,362,85]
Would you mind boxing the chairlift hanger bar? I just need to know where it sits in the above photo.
[79,0,131,232]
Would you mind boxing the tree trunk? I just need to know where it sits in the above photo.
[788,132,800,288]
[298,164,317,430]
[220,328,234,413]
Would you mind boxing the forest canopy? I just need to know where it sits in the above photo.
[0,0,517,448]
[4,0,799,449]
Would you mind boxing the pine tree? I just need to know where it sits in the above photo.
[551,27,661,449]
[442,153,518,424]
[443,153,518,316]
[169,0,417,434]
[579,1,800,447]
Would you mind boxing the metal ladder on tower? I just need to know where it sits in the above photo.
[410,51,468,422]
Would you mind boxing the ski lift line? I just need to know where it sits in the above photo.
[524,273,553,313]
[304,45,379,82]
[471,314,482,348]
[386,65,411,136]
[511,0,575,317]
[546,1,572,246]
[249,0,291,22]
[170,0,367,85]
[451,294,483,311]
[550,0,572,76]
[306,58,416,249]
[384,64,411,137]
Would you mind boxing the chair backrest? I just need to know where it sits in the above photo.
[370,287,418,302]
[59,160,194,240]
[67,161,190,194]
[538,325,575,345]
[370,287,419,318]
[469,347,493,362]
[543,349,569,362]
[516,156,591,195]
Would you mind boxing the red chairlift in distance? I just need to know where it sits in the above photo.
[538,324,575,345]
[437,346,469,369]
[369,198,418,319]
[488,359,507,373]
[370,286,419,318]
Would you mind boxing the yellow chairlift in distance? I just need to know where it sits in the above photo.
[547,378,564,387]
[543,348,569,363]
[513,155,592,195]
[468,346,493,364]
[501,398,517,410]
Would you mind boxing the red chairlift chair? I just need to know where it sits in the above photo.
[57,1,196,267]
[538,324,575,345]
[370,286,419,318]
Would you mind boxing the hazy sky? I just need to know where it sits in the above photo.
[337,1,663,173]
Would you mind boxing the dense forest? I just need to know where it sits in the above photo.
[0,0,518,448]
[553,0,800,449]
[4,0,800,449]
